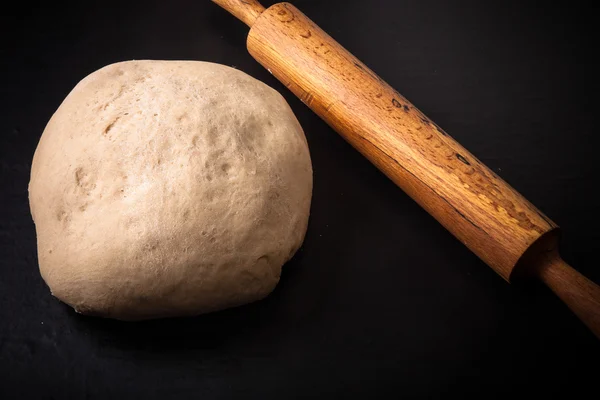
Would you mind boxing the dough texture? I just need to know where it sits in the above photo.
[29,60,312,320]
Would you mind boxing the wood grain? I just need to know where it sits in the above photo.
[247,3,556,281]
[213,0,600,338]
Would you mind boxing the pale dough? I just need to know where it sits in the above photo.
[28,60,313,320]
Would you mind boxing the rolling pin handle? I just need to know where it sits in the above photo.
[212,0,266,27]
[536,251,600,338]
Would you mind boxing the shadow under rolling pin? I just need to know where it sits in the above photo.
[212,0,600,338]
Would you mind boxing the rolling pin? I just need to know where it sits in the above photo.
[212,0,600,338]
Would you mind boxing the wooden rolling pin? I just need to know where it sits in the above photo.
[212,0,600,338]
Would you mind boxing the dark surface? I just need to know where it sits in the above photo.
[1,0,599,398]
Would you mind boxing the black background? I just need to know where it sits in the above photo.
[1,0,599,398]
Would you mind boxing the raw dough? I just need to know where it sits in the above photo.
[28,60,313,320]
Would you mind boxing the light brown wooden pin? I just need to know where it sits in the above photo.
[212,0,600,338]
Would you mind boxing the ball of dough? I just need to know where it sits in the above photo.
[29,60,313,320]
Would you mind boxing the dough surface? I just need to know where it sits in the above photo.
[29,60,312,320]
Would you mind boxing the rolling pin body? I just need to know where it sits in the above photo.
[213,0,600,337]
